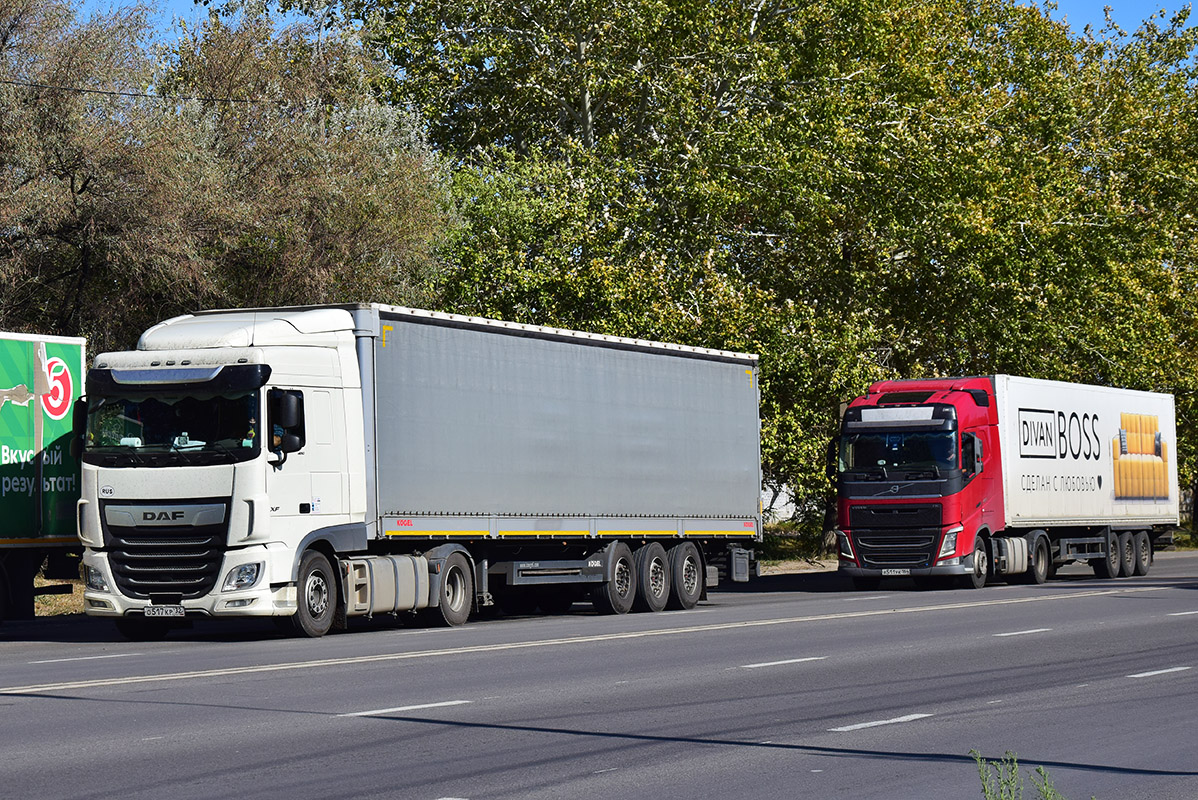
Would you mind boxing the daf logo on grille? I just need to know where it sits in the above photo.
[144,511,185,522]
[104,503,227,528]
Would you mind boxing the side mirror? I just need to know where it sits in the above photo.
[273,391,301,430]
[279,432,303,454]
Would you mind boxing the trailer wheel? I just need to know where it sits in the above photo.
[290,550,337,638]
[1026,537,1050,585]
[666,542,703,610]
[428,552,474,626]
[1133,531,1152,576]
[633,543,671,612]
[1092,530,1120,578]
[958,536,988,590]
[592,542,636,614]
[114,617,171,641]
[1117,532,1135,578]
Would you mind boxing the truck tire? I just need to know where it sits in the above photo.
[592,542,636,614]
[958,536,988,590]
[290,550,337,638]
[1025,537,1050,585]
[666,542,703,610]
[428,552,474,626]
[1117,532,1135,578]
[1133,531,1152,576]
[1093,530,1121,578]
[115,617,171,641]
[633,543,671,612]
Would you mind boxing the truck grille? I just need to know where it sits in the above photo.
[102,504,228,600]
[849,504,942,569]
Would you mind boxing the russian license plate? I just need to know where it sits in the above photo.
[144,605,185,618]
[881,568,911,577]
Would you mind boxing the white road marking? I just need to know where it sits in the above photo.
[993,628,1052,637]
[592,768,618,775]
[987,700,1002,705]
[338,700,473,718]
[741,657,827,669]
[0,585,1167,696]
[1167,611,1198,617]
[28,653,139,665]
[829,713,934,732]
[1126,666,1192,679]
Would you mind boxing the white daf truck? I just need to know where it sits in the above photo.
[77,305,761,638]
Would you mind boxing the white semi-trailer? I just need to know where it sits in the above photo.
[77,305,761,638]
[834,375,1179,589]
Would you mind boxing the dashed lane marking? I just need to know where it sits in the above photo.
[829,713,934,732]
[338,700,473,717]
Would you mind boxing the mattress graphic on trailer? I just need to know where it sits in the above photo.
[1112,413,1169,500]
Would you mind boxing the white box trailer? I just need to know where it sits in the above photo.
[996,375,1178,527]
[78,305,762,638]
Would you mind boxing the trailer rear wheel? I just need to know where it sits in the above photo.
[592,543,636,614]
[958,536,988,590]
[1117,532,1135,577]
[633,543,670,612]
[430,552,474,626]
[1133,531,1152,576]
[666,542,703,610]
[1093,530,1121,578]
[291,550,337,638]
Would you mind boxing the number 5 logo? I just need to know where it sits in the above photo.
[42,357,73,420]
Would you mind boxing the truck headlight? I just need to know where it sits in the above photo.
[222,562,263,592]
[84,565,109,592]
[837,531,856,561]
[938,525,964,559]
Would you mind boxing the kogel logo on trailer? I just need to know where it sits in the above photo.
[1019,407,1101,461]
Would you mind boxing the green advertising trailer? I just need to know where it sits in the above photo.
[0,332,85,621]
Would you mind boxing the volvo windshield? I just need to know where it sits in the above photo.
[83,390,261,467]
[839,430,958,480]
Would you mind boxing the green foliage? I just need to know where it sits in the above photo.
[0,0,451,354]
[972,750,1086,800]
[343,0,1198,522]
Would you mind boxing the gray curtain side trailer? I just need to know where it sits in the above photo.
[346,305,762,624]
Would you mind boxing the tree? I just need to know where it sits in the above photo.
[327,0,1198,524]
[0,0,452,353]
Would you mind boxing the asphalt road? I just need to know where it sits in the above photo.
[2,553,1197,800]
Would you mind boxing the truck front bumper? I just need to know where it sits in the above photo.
[838,553,977,578]
[81,545,298,618]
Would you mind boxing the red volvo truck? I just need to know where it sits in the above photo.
[833,375,1178,589]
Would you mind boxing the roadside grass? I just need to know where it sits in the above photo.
[760,521,830,567]
[974,750,1093,800]
[33,574,84,616]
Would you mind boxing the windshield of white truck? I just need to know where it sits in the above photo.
[83,391,260,466]
[839,430,957,480]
